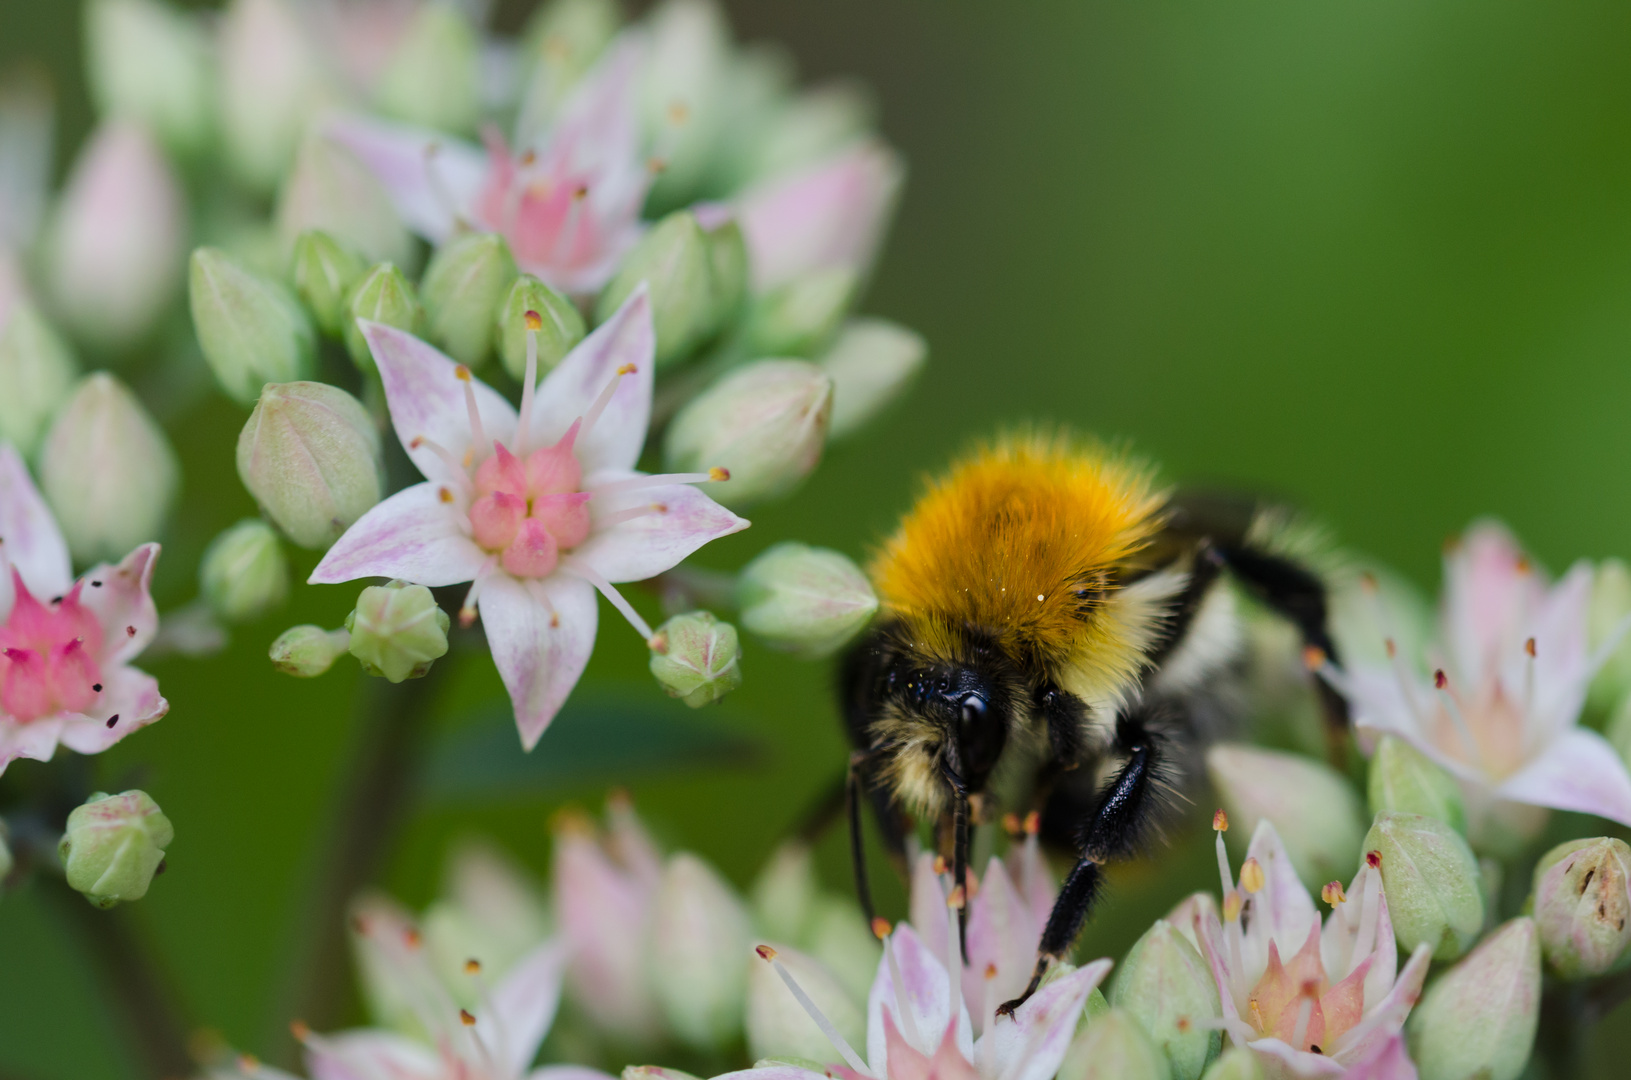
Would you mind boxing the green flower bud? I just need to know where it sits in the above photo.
[190,246,317,405]
[0,302,78,455]
[85,0,213,158]
[747,268,857,358]
[1204,744,1366,886]
[269,624,350,677]
[704,218,749,330]
[745,943,865,1065]
[374,1,481,136]
[751,842,818,945]
[597,211,717,367]
[819,318,927,441]
[422,232,519,367]
[1532,836,1631,978]
[1590,558,1631,716]
[291,230,367,337]
[802,896,881,1007]
[1198,1048,1263,1080]
[1364,811,1484,960]
[1406,917,1540,1080]
[737,542,877,657]
[40,374,179,564]
[277,134,416,269]
[345,262,424,372]
[1058,1008,1172,1080]
[1367,735,1466,833]
[200,519,288,624]
[664,360,832,508]
[1110,920,1220,1080]
[648,853,752,1049]
[237,381,384,549]
[623,1069,701,1080]
[649,611,742,707]
[58,790,173,909]
[219,0,334,193]
[496,274,585,380]
[345,581,451,683]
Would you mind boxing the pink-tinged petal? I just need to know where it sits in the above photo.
[1195,908,1256,1047]
[529,288,654,473]
[304,1028,444,1080]
[486,939,568,1075]
[1329,944,1431,1065]
[1243,820,1318,956]
[866,924,973,1075]
[576,477,748,584]
[1442,521,1540,687]
[310,483,488,587]
[703,1070,827,1080]
[322,116,487,244]
[363,321,518,484]
[909,851,952,970]
[551,824,663,1041]
[0,443,70,601]
[1243,1037,1346,1079]
[1343,1035,1420,1080]
[0,714,66,775]
[527,1068,621,1080]
[1494,728,1631,826]
[1525,561,1592,742]
[79,544,159,665]
[737,141,904,292]
[477,573,597,750]
[977,959,1111,1080]
[54,665,165,755]
[965,857,1042,1010]
[882,1009,933,1080]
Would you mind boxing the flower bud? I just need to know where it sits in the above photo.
[736,542,877,657]
[1590,558,1631,716]
[742,84,875,186]
[747,269,857,358]
[220,0,334,193]
[596,210,718,367]
[236,381,384,549]
[819,318,927,440]
[1406,917,1540,1080]
[1532,836,1631,978]
[45,122,185,349]
[751,842,818,944]
[515,0,620,138]
[291,230,367,338]
[0,301,78,455]
[345,581,450,683]
[85,0,213,158]
[1110,920,1220,1080]
[664,360,832,508]
[345,262,423,372]
[1058,1008,1172,1080]
[1198,1049,1263,1080]
[374,1,481,136]
[745,942,866,1064]
[40,374,179,564]
[648,853,752,1049]
[704,218,749,330]
[649,611,742,707]
[269,624,350,677]
[496,274,585,380]
[802,896,882,1007]
[58,790,173,909]
[1364,811,1484,960]
[1204,743,1366,886]
[190,247,317,404]
[277,134,416,269]
[421,232,519,368]
[1367,734,1466,834]
[199,519,288,624]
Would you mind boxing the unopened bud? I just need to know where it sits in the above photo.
[802,896,882,1007]
[220,0,334,192]
[291,230,367,337]
[40,374,179,564]
[237,381,384,548]
[1532,836,1631,978]
[421,232,519,368]
[345,582,450,683]
[818,318,927,440]
[664,360,832,508]
[750,842,818,945]
[269,624,350,677]
[648,853,752,1049]
[623,1070,702,1080]
[596,210,718,367]
[1204,743,1366,886]
[736,542,877,657]
[1057,1007,1171,1080]
[496,274,585,380]
[85,0,213,157]
[59,790,173,909]
[200,519,288,624]
[1367,734,1466,833]
[190,247,317,404]
[1364,811,1484,960]
[0,301,77,455]
[345,263,423,372]
[649,611,742,707]
[703,217,749,331]
[1406,917,1540,1080]
[747,268,856,358]
[516,0,620,137]
[277,134,416,269]
[374,2,481,135]
[744,941,866,1064]
[1590,558,1631,717]
[1198,1048,1263,1080]
[1110,920,1220,1080]
[742,84,875,186]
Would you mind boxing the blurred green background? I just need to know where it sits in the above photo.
[6,1,1631,1076]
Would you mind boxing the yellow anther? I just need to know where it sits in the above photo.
[524,310,543,332]
[1213,808,1229,832]
[708,466,731,482]
[1322,881,1347,907]
[1240,857,1265,894]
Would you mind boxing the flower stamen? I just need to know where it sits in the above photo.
[561,555,653,640]
[515,310,543,453]
[755,944,869,1072]
[578,362,638,443]
[454,365,489,462]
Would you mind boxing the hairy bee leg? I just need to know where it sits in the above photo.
[952,782,970,955]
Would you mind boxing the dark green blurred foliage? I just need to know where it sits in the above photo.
[7,1,1631,1076]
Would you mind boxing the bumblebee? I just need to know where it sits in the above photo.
[839,432,1345,1015]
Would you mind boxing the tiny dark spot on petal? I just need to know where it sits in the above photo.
[1311,1046,1323,1055]
[92,683,102,692]
[105,714,119,728]
[50,596,62,604]
[126,626,136,636]
[91,580,101,587]
[1583,868,1596,893]
[1601,903,1608,918]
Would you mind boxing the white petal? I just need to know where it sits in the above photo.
[478,573,598,750]
[1243,820,1317,960]
[486,939,568,1075]
[576,476,748,584]
[0,442,70,600]
[310,482,487,587]
[1245,1038,1347,1079]
[323,116,487,243]
[1495,727,1631,826]
[866,924,973,1075]
[54,665,166,755]
[976,959,1110,1080]
[529,287,654,473]
[80,543,160,665]
[0,714,65,775]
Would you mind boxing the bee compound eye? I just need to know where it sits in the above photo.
[960,694,987,727]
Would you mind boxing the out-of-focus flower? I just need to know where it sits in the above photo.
[420,838,553,1001]
[1361,813,1483,961]
[1057,1007,1170,1080]
[818,318,927,441]
[268,624,350,677]
[496,275,584,380]
[648,852,754,1050]
[1365,735,1465,835]
[1192,817,1432,1078]
[0,67,53,270]
[310,289,746,747]
[1588,558,1631,717]
[637,0,733,209]
[1531,836,1631,978]
[291,230,368,338]
[745,940,867,1065]
[0,302,77,457]
[1205,744,1366,887]
[1197,1047,1264,1080]
[373,1,482,136]
[277,132,418,269]
[84,0,213,158]
[39,373,179,564]
[648,610,741,707]
[237,381,384,549]
[514,0,620,140]
[200,519,288,624]
[737,541,877,658]
[1404,918,1539,1080]
[345,581,450,682]
[1111,919,1221,1080]
[420,231,519,367]
[745,268,855,358]
[59,789,171,908]
[1335,523,1631,849]
[219,0,336,193]
[44,122,185,349]
[345,261,424,370]
[189,247,317,404]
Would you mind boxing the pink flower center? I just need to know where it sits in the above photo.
[467,421,592,579]
[473,130,603,275]
[0,571,104,723]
